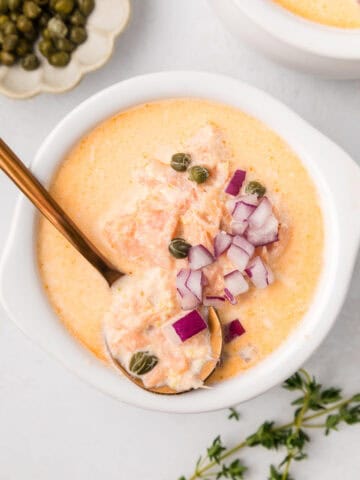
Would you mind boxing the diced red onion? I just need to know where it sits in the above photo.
[185,270,203,301]
[188,244,214,270]
[224,319,246,343]
[232,235,255,258]
[179,292,200,311]
[245,256,274,289]
[201,271,208,286]
[248,197,272,229]
[224,288,237,305]
[225,169,246,196]
[214,232,232,257]
[203,296,226,308]
[224,270,249,296]
[172,310,207,342]
[239,194,259,206]
[231,220,248,235]
[176,268,190,297]
[232,201,256,222]
[227,194,258,215]
[227,244,250,272]
[245,214,279,247]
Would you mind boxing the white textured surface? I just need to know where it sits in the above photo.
[0,1,359,478]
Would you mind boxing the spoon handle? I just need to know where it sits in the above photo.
[0,138,122,286]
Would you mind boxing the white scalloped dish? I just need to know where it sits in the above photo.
[0,0,130,99]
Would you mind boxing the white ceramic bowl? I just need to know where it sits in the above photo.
[1,72,359,413]
[0,0,130,99]
[209,0,360,79]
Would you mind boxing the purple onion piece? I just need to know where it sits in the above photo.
[172,310,207,342]
[224,319,246,343]
[225,169,246,196]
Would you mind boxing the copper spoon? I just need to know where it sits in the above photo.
[0,137,223,394]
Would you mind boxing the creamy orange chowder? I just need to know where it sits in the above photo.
[38,99,323,390]
[272,0,360,28]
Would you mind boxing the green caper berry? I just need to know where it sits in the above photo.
[0,14,9,26]
[23,1,41,18]
[8,0,21,11]
[2,20,16,34]
[23,27,36,39]
[10,11,19,21]
[21,52,40,70]
[38,12,50,28]
[69,9,84,25]
[69,25,86,44]
[16,38,32,56]
[129,351,158,376]
[47,16,67,38]
[168,238,192,259]
[0,50,15,65]
[54,0,74,14]
[77,0,94,16]
[17,15,33,33]
[38,38,54,56]
[2,32,18,51]
[0,0,8,14]
[171,152,191,172]
[41,26,51,38]
[49,50,69,66]
[54,36,74,51]
[245,181,266,198]
[188,165,210,184]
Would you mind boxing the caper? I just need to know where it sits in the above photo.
[2,20,16,34]
[54,0,73,14]
[21,52,40,70]
[23,1,41,18]
[17,15,33,33]
[69,9,84,25]
[23,27,36,39]
[0,14,9,27]
[2,32,18,51]
[54,36,73,51]
[77,0,94,16]
[38,38,54,56]
[8,0,21,11]
[129,351,158,376]
[69,25,86,44]
[10,11,19,21]
[16,38,32,56]
[47,16,67,37]
[49,50,69,66]
[0,0,8,14]
[188,165,210,184]
[245,181,266,198]
[35,0,48,5]
[38,11,50,28]
[168,238,192,259]
[171,152,191,172]
[0,50,15,65]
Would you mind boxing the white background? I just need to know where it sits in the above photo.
[0,1,359,478]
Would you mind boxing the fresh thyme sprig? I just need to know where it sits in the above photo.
[179,369,360,480]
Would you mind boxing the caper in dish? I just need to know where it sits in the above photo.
[0,0,94,69]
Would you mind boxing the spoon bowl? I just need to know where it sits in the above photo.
[104,306,223,394]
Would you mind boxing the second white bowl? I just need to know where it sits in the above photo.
[209,0,360,79]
